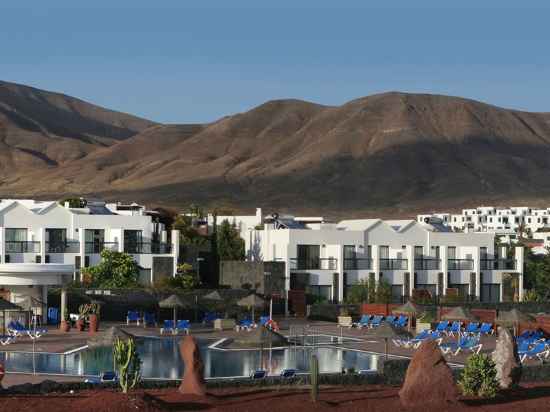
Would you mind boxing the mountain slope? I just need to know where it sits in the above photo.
[4,85,550,216]
[0,80,155,175]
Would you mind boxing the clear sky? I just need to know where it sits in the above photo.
[2,1,549,123]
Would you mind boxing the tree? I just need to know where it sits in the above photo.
[217,219,245,261]
[158,263,200,290]
[59,197,87,208]
[82,249,140,288]
[172,214,208,247]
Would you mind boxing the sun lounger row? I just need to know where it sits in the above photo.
[393,330,443,349]
[235,319,258,332]
[7,321,47,339]
[352,314,408,329]
[440,336,483,356]
[432,321,493,336]
[160,319,190,335]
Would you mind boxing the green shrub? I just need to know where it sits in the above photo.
[459,354,499,398]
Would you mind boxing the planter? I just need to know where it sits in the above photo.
[214,318,236,331]
[338,316,353,327]
[88,314,99,334]
[76,319,85,332]
[60,320,70,333]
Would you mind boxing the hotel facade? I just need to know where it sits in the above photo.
[0,199,179,315]
[217,210,525,304]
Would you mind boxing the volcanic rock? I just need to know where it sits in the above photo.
[179,335,206,396]
[491,326,521,389]
[399,340,458,408]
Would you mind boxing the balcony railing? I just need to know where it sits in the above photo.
[124,242,172,254]
[343,258,372,270]
[46,241,80,253]
[289,258,337,271]
[414,258,441,270]
[85,241,119,254]
[380,258,408,270]
[481,259,516,270]
[5,241,40,253]
[448,259,474,271]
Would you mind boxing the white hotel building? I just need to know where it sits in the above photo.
[0,199,179,314]
[216,210,525,304]
[417,206,550,238]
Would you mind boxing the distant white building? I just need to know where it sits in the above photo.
[0,199,179,318]
[418,206,550,240]
[214,209,525,304]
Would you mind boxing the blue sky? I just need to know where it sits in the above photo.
[2,1,549,123]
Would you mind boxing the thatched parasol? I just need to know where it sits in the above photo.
[392,301,420,315]
[369,323,411,360]
[441,306,479,322]
[0,298,22,334]
[237,293,266,322]
[159,295,191,327]
[496,309,535,336]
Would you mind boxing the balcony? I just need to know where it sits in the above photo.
[85,241,119,254]
[448,259,474,271]
[481,259,516,270]
[5,241,40,253]
[290,258,337,271]
[414,258,441,270]
[343,258,372,270]
[124,242,172,254]
[46,241,80,253]
[380,258,408,270]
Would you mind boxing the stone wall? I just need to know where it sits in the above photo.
[219,261,285,295]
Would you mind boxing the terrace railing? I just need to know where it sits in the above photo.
[414,258,441,270]
[480,259,516,270]
[289,258,337,271]
[379,258,408,270]
[5,241,40,253]
[85,241,119,254]
[46,241,80,253]
[124,242,172,254]
[343,258,372,270]
[447,259,474,271]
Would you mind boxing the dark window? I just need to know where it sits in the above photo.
[124,230,143,254]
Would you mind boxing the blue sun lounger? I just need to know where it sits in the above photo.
[440,336,482,356]
[434,321,449,334]
[519,342,550,363]
[464,322,480,335]
[479,323,494,335]
[160,319,175,334]
[395,315,408,328]
[126,311,141,325]
[176,320,191,334]
[280,368,297,378]
[251,369,267,379]
[447,321,462,336]
[369,315,384,328]
[353,314,372,329]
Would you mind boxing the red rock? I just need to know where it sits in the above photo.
[399,340,458,408]
[178,335,206,396]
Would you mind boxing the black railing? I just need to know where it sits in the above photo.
[414,258,441,270]
[447,259,474,270]
[46,241,80,253]
[85,241,119,254]
[289,258,337,270]
[480,259,516,270]
[379,258,408,270]
[5,241,40,253]
[124,242,172,254]
[343,258,372,270]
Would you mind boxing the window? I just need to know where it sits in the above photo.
[447,246,456,260]
[85,229,105,254]
[391,285,404,303]
[307,285,332,302]
[296,244,320,269]
[481,284,500,303]
[414,246,423,258]
[124,230,143,254]
[343,245,356,260]
[46,229,67,253]
[5,228,29,253]
[379,246,389,259]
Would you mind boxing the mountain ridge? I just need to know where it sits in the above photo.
[3,81,550,217]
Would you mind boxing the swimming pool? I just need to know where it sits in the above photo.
[0,336,385,379]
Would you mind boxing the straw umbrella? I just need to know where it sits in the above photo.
[442,306,479,342]
[496,309,535,336]
[237,293,266,322]
[0,298,22,335]
[369,322,412,360]
[159,295,190,327]
[392,301,420,331]
[202,291,228,318]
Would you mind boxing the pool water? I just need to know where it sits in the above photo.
[0,337,384,379]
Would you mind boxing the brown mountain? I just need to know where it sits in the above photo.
[3,82,550,217]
